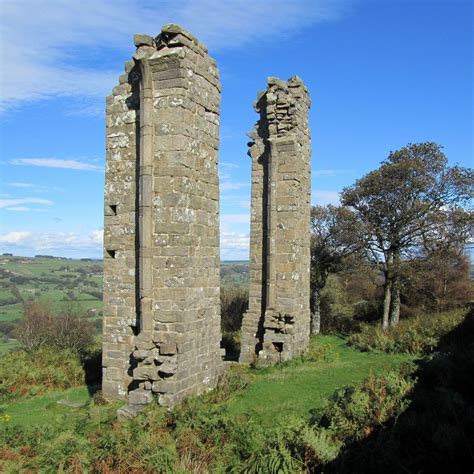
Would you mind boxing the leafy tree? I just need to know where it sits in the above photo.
[341,142,473,328]
[310,205,366,333]
[403,208,474,311]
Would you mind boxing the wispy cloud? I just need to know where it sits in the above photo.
[312,190,341,206]
[7,182,35,188]
[220,181,249,191]
[313,169,352,177]
[4,206,32,212]
[10,158,103,172]
[0,198,53,209]
[220,162,240,169]
[1,0,349,112]
[222,213,250,225]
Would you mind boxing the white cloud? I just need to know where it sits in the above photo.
[0,198,53,208]
[0,229,104,251]
[0,231,33,244]
[10,158,103,172]
[220,231,250,260]
[0,228,249,260]
[0,0,348,112]
[220,231,249,250]
[312,190,341,206]
[90,229,104,245]
[222,213,250,225]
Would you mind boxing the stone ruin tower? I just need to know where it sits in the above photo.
[102,24,223,411]
[239,77,311,365]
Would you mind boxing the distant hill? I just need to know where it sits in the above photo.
[0,256,249,350]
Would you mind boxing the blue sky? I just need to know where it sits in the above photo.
[0,0,472,260]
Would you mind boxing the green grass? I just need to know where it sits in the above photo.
[1,334,413,431]
[0,340,18,353]
[0,303,23,322]
[1,387,93,426]
[227,335,414,425]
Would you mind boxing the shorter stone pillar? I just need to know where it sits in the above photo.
[240,76,311,364]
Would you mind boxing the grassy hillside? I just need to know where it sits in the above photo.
[1,335,413,428]
[0,255,103,323]
[0,334,418,472]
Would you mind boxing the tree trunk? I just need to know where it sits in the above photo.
[311,288,321,335]
[389,276,400,327]
[382,252,394,330]
[382,276,392,331]
[389,251,401,327]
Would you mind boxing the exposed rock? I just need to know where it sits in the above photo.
[57,399,86,409]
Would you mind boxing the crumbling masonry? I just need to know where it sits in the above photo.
[103,24,223,410]
[239,77,312,364]
[103,25,311,409]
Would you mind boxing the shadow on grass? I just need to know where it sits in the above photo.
[325,308,474,473]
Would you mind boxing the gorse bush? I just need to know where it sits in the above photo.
[347,308,467,354]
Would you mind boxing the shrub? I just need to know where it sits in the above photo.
[0,347,86,402]
[37,431,92,473]
[221,285,248,333]
[302,341,338,363]
[52,304,95,354]
[244,418,342,473]
[13,301,52,351]
[14,301,95,354]
[348,308,467,354]
[92,408,179,472]
[313,367,415,442]
[221,285,248,358]
[328,309,474,473]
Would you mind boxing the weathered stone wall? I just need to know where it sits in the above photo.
[103,24,223,410]
[240,76,311,364]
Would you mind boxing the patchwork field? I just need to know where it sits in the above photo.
[0,255,249,352]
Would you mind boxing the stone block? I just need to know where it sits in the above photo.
[128,389,153,405]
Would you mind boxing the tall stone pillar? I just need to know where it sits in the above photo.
[239,76,311,364]
[103,24,223,410]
